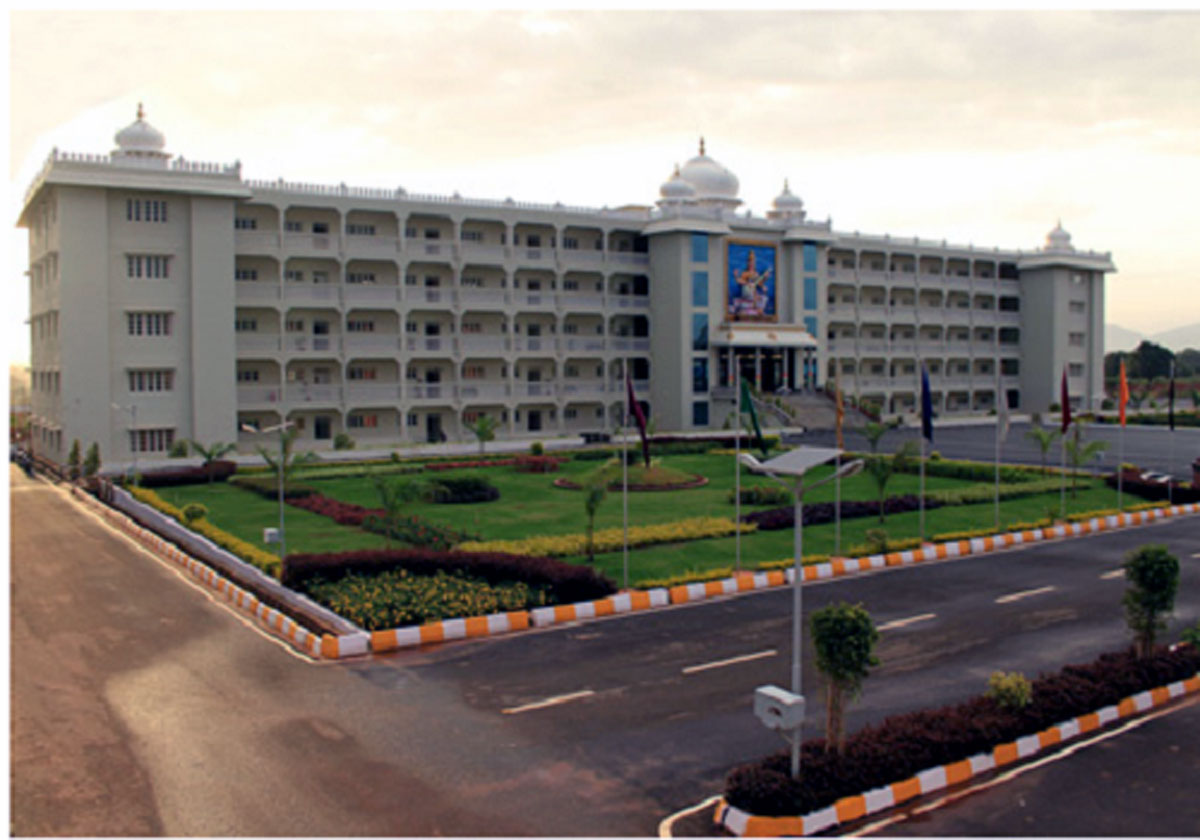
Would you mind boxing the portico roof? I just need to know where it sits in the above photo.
[712,323,818,349]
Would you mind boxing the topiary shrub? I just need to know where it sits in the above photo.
[229,474,317,500]
[986,671,1032,710]
[429,475,500,504]
[530,441,545,456]
[333,432,356,450]
[181,502,208,526]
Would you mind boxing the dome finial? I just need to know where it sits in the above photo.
[699,136,705,156]
[137,101,145,121]
[784,178,790,192]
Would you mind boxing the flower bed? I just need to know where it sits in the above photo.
[742,495,943,531]
[457,516,754,558]
[138,460,238,487]
[723,646,1200,820]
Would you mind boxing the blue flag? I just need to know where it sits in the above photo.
[920,365,933,443]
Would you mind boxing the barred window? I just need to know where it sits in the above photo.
[237,369,260,382]
[128,369,174,392]
[347,319,375,333]
[346,223,376,236]
[126,254,171,279]
[347,366,377,381]
[235,268,258,281]
[346,272,376,284]
[235,218,258,230]
[126,199,168,223]
[127,312,172,336]
[131,428,176,453]
[348,413,378,429]
[235,318,258,332]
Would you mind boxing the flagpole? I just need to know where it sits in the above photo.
[917,364,926,544]
[622,358,630,591]
[1168,360,1176,507]
[994,369,1001,532]
[1060,433,1067,519]
[835,372,843,557]
[735,357,742,573]
[1118,421,1125,513]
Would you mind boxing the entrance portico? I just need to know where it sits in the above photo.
[713,324,819,394]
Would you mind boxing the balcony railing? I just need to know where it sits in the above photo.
[457,382,509,401]
[407,383,453,402]
[284,233,337,253]
[343,334,401,354]
[513,382,556,399]
[236,385,284,405]
[414,288,450,305]
[456,288,508,308]
[458,335,509,355]
[608,252,649,267]
[288,384,342,404]
[235,335,282,354]
[458,243,507,263]
[235,282,280,303]
[511,337,556,354]
[234,231,280,252]
[283,284,340,305]
[342,284,400,305]
[406,336,452,354]
[345,383,403,404]
[560,381,607,398]
[611,294,650,309]
[609,337,650,352]
[558,292,605,310]
[561,337,607,354]
[287,335,340,354]
[514,291,555,309]
[345,235,400,258]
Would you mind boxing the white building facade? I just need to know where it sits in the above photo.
[19,110,1115,466]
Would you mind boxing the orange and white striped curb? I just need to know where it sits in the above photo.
[370,610,530,652]
[70,487,367,660]
[528,588,671,628]
[715,670,1200,836]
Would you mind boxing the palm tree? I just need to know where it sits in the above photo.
[255,429,318,498]
[371,475,427,549]
[865,440,918,523]
[467,415,499,455]
[1025,425,1061,476]
[189,439,237,483]
[583,478,608,564]
[1064,421,1109,499]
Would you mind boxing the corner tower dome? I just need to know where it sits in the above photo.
[767,178,806,221]
[677,137,741,208]
[113,103,170,163]
[1043,219,1075,253]
[657,163,697,206]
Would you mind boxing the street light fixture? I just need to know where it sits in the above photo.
[241,421,294,560]
[112,402,138,483]
[739,446,864,779]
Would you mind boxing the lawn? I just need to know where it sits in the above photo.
[155,452,1123,587]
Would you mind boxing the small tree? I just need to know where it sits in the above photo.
[67,439,82,480]
[168,439,190,458]
[1025,425,1061,476]
[189,440,237,483]
[181,503,208,527]
[1064,421,1108,498]
[1123,544,1180,657]
[371,475,427,550]
[82,443,101,478]
[811,602,879,754]
[583,478,607,564]
[333,431,356,451]
[864,440,918,523]
[256,429,318,498]
[468,414,499,455]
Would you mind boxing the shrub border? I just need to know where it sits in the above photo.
[714,668,1200,836]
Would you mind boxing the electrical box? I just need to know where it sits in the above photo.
[754,685,805,731]
[263,527,279,544]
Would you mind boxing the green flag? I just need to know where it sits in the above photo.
[739,379,769,457]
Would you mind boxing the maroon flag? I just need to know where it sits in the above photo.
[626,367,650,467]
[1060,366,1072,434]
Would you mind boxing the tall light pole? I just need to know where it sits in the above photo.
[242,421,294,560]
[112,402,138,483]
[741,447,863,780]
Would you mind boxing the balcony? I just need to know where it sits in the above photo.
[406,336,452,355]
[610,294,650,310]
[407,383,454,403]
[411,287,451,306]
[857,342,887,355]
[558,292,605,311]
[458,242,507,263]
[283,233,338,254]
[345,382,403,405]
[857,305,888,320]
[235,334,282,354]
[560,380,607,399]
[513,291,555,310]
[888,305,917,322]
[997,310,1022,326]
[236,384,284,406]
[235,282,280,304]
[413,241,453,260]
[457,381,510,402]
[511,337,557,354]
[559,249,605,267]
[456,288,508,308]
[826,303,855,319]
[561,336,607,354]
[287,384,342,405]
[458,335,510,355]
[889,341,917,356]
[342,284,400,306]
[971,310,998,325]
[285,335,340,354]
[517,247,555,266]
[283,284,340,306]
[918,341,946,356]
[234,230,280,254]
[611,379,650,396]
[513,382,556,399]
[609,337,650,353]
[344,235,400,260]
[608,252,649,268]
[343,334,401,355]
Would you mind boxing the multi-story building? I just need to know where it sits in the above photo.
[19,108,1115,467]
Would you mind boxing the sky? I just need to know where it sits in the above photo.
[8,9,1200,367]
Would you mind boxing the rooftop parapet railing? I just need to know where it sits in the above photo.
[25,148,241,205]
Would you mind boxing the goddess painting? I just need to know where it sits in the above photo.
[727,242,777,322]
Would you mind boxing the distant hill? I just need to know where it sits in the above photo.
[1105,322,1200,353]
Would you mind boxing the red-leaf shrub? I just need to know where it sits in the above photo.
[1104,469,1200,504]
[742,496,945,531]
[138,460,237,487]
[514,455,565,473]
[287,493,379,526]
[725,646,1199,817]
[282,548,617,604]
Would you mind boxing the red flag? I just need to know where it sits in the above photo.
[1118,360,1129,428]
[626,366,650,468]
[1060,366,1072,434]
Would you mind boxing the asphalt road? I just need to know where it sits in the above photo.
[10,464,1200,836]
[802,422,1200,482]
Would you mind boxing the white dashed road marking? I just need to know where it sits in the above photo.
[878,613,937,631]
[501,690,595,715]
[995,585,1056,604]
[1101,569,1125,580]
[682,649,777,675]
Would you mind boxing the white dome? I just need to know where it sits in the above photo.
[659,164,697,201]
[773,179,805,211]
[113,103,168,158]
[677,138,740,205]
[1044,220,1074,252]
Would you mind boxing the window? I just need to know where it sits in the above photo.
[131,428,175,453]
[526,234,541,248]
[462,365,485,379]
[407,413,418,427]
[348,413,378,429]
[804,316,818,337]
[128,369,174,392]
[235,268,258,281]
[346,223,376,236]
[1069,332,1085,347]
[424,229,440,240]
[462,230,483,242]
[235,318,257,332]
[127,312,172,336]
[312,271,329,284]
[564,279,579,291]
[691,271,708,307]
[461,275,482,288]
[235,218,257,230]
[126,255,171,279]
[312,222,330,234]
[565,365,579,378]
[692,357,709,394]
[347,319,375,333]
[346,272,376,284]
[803,243,818,273]
[126,199,168,223]
[692,313,709,351]
[285,221,302,233]
[691,233,708,263]
[692,401,710,427]
[286,319,305,333]
[285,269,304,282]
[405,322,418,333]
[461,322,482,334]
[237,369,260,383]
[803,276,817,311]
[1069,363,1085,377]
[405,274,418,286]
[563,237,579,250]
[347,366,377,381]
[1069,300,1086,314]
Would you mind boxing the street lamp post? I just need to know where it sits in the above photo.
[112,402,138,483]
[740,447,863,780]
[242,421,294,560]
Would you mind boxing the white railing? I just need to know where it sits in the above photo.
[458,243,507,262]
[235,335,282,354]
[458,335,509,355]
[562,337,607,353]
[407,383,453,401]
[345,383,403,403]
[235,283,280,302]
[343,334,400,354]
[414,288,449,305]
[521,247,554,263]
[514,382,556,399]
[343,284,400,305]
[286,335,340,353]
[609,253,649,267]
[234,231,280,252]
[611,294,650,309]
[457,382,509,401]
[288,384,342,403]
[283,284,339,304]
[284,233,336,252]
[456,288,508,307]
[345,235,400,256]
[236,385,284,405]
[558,292,604,310]
[560,249,605,265]
[609,337,651,352]
[511,337,556,354]
[406,336,451,354]
[515,291,554,308]
[560,381,607,398]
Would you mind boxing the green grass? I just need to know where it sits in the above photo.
[155,453,1123,587]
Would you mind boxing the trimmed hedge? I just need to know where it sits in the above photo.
[136,460,237,487]
[725,645,1200,818]
[229,475,317,500]
[730,485,793,506]
[281,547,617,604]
[851,453,1044,484]
[1105,470,1200,504]
[429,476,500,504]
[361,514,475,550]
[458,516,755,558]
[742,495,943,531]
[513,455,566,473]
